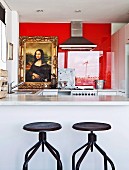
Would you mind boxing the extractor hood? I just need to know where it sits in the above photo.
[59,21,97,50]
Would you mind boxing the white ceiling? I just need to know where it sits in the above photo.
[3,0,129,23]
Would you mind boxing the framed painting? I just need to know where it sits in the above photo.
[7,42,13,60]
[18,36,58,89]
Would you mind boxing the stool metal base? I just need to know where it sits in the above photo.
[72,132,115,170]
[23,132,62,170]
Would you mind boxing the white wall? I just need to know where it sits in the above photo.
[0,0,19,84]
[0,0,11,69]
[0,20,6,69]
[7,11,19,83]
[111,23,127,35]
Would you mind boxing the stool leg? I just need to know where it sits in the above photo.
[45,141,62,170]
[72,142,89,170]
[94,143,115,170]
[75,142,92,170]
[72,142,92,170]
[94,143,108,170]
[23,141,41,170]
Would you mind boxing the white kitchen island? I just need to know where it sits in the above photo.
[0,94,129,170]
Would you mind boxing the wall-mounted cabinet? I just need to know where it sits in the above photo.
[118,26,125,89]
[111,24,126,91]
[111,31,119,89]
[125,24,129,44]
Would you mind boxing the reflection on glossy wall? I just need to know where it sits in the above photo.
[68,51,99,86]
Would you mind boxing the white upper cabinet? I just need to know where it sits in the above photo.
[111,25,126,90]
[111,31,119,89]
[118,26,125,90]
[125,23,129,44]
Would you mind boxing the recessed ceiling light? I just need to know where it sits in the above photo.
[75,9,81,13]
[36,9,44,13]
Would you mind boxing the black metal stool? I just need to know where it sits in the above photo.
[23,122,62,170]
[72,122,115,170]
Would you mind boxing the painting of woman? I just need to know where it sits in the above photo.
[26,49,51,82]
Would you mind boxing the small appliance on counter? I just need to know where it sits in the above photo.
[58,68,75,89]
[58,81,68,89]
[94,80,105,89]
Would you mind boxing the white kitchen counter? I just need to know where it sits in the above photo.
[0,94,129,105]
[0,94,129,170]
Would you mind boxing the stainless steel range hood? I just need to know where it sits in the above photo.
[59,21,97,50]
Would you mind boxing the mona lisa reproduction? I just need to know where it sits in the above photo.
[19,36,58,89]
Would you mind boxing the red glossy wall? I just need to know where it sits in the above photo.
[19,23,111,88]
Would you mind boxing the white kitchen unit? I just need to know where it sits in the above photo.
[37,89,58,96]
[111,25,125,90]
[97,89,117,96]
[111,23,129,95]
[125,23,129,44]
[58,89,71,95]
[37,89,120,96]
[71,90,97,96]
[0,95,129,170]
[117,90,126,96]
[111,31,119,89]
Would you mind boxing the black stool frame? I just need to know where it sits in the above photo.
[23,132,62,170]
[72,131,115,170]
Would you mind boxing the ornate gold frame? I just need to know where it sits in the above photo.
[18,36,58,89]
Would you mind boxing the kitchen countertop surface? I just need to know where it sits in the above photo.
[0,94,129,105]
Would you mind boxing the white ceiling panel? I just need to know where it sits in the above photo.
[3,0,129,23]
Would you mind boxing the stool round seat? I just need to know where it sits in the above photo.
[72,122,115,170]
[23,122,62,132]
[23,122,62,170]
[72,122,111,131]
